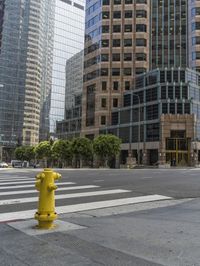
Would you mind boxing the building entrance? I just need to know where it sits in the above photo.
[166,131,190,166]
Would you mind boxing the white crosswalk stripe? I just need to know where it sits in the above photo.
[0,182,75,190]
[0,185,99,196]
[0,189,130,206]
[0,174,172,223]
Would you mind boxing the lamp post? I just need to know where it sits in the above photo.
[129,92,141,165]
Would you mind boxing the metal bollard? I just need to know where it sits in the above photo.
[35,168,61,229]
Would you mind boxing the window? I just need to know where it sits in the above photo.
[136,10,147,18]
[113,25,121,32]
[103,0,110,5]
[101,116,106,125]
[101,39,109,47]
[112,68,120,76]
[113,81,119,90]
[125,11,132,18]
[102,25,109,33]
[113,98,118,107]
[124,68,132,75]
[125,81,131,90]
[124,24,132,32]
[112,53,120,61]
[136,53,147,61]
[146,105,159,120]
[101,68,108,76]
[101,98,107,108]
[114,0,121,4]
[113,11,121,19]
[124,39,132,47]
[136,68,146,74]
[124,53,132,61]
[136,24,147,32]
[101,54,109,61]
[102,11,109,19]
[102,81,107,91]
[113,39,120,47]
[136,38,147,46]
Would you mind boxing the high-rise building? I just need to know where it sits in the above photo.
[188,0,200,72]
[56,50,83,139]
[80,0,200,167]
[150,0,187,69]
[49,0,85,133]
[81,0,150,138]
[0,0,55,149]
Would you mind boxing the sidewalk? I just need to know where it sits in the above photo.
[1,198,200,266]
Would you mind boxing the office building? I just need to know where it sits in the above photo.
[49,0,85,133]
[104,68,200,166]
[0,0,55,151]
[56,50,83,139]
[80,0,200,166]
[81,0,150,137]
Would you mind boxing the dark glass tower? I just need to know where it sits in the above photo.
[150,0,188,69]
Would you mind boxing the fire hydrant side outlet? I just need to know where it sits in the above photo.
[34,168,61,229]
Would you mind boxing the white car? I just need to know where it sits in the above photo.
[0,162,8,168]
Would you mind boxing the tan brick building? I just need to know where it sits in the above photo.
[82,0,150,138]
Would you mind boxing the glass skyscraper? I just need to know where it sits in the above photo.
[0,0,55,147]
[150,0,187,69]
[0,0,85,153]
[49,0,85,133]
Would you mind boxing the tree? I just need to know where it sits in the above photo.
[15,146,35,162]
[34,141,52,167]
[93,134,121,167]
[52,139,72,167]
[71,137,93,168]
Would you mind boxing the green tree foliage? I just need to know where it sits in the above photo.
[34,141,52,166]
[93,134,121,166]
[52,139,72,166]
[71,137,93,167]
[15,146,35,162]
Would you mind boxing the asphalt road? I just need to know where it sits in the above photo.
[1,167,200,199]
[1,168,200,266]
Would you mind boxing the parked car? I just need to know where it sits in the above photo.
[11,160,23,168]
[0,162,8,168]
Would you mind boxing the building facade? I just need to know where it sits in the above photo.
[81,0,150,138]
[78,0,200,166]
[49,0,85,134]
[103,68,200,166]
[0,0,55,150]
[56,50,83,139]
[150,0,188,69]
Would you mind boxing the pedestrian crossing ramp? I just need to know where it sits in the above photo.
[0,174,171,223]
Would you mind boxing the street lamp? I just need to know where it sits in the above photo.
[129,92,141,165]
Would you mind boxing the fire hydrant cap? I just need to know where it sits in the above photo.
[44,168,52,172]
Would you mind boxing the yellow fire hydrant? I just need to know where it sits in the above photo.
[35,168,61,229]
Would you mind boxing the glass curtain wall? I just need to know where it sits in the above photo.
[49,0,85,133]
[150,0,187,69]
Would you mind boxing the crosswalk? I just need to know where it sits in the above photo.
[0,172,171,223]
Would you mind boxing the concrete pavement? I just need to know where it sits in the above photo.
[1,197,200,266]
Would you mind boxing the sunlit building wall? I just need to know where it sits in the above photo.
[0,0,55,146]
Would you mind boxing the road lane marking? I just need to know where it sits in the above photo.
[0,189,131,205]
[0,179,36,186]
[0,182,75,190]
[0,185,99,196]
[0,194,172,222]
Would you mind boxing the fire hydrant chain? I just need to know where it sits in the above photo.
[35,168,61,229]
